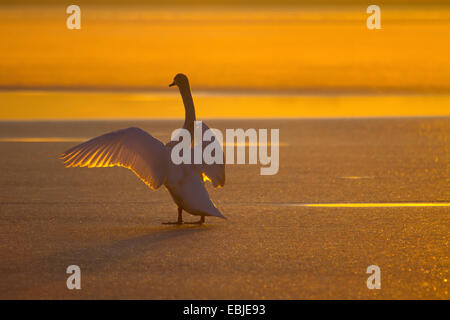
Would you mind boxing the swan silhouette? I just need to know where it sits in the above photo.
[60,74,225,225]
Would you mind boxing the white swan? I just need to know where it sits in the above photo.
[60,73,226,225]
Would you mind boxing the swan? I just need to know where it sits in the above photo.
[60,73,226,225]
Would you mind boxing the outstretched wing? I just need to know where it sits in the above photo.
[60,127,168,189]
[194,122,225,188]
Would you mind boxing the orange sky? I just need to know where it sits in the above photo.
[1,5,449,119]
[1,5,449,92]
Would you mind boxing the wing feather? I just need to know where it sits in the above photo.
[60,127,168,189]
[195,122,225,188]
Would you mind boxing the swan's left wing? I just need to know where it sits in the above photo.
[60,127,168,189]
[193,122,225,188]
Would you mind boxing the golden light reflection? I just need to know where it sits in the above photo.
[0,137,87,142]
[291,203,450,207]
[1,91,449,119]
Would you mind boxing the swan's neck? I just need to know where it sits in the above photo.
[179,83,196,136]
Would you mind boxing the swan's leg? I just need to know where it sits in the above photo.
[162,207,183,225]
[185,215,205,225]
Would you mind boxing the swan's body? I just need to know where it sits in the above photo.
[60,74,225,224]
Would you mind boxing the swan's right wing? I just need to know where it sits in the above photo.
[60,127,168,189]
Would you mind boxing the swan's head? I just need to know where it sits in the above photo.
[169,73,189,88]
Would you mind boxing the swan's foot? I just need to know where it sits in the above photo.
[185,216,205,225]
[162,207,183,225]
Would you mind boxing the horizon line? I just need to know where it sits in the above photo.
[1,115,449,122]
[1,87,450,97]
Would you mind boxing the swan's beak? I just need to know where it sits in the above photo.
[169,81,176,87]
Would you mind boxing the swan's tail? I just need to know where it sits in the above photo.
[214,211,227,220]
[207,204,227,219]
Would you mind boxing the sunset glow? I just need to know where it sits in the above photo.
[1,5,450,119]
